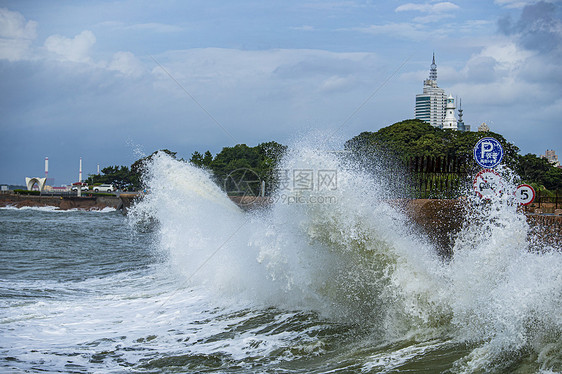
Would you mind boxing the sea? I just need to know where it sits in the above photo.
[1,146,561,373]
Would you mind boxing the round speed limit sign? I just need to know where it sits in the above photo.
[515,184,535,205]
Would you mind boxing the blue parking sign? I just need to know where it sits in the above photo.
[474,137,503,168]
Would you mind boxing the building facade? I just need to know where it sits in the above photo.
[415,54,446,128]
[442,94,458,130]
[415,54,469,131]
[456,98,469,131]
[542,149,560,167]
[478,122,490,132]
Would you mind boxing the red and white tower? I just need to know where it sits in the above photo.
[45,157,49,179]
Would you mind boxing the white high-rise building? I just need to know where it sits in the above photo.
[415,53,446,128]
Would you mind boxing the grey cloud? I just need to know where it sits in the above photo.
[499,1,562,54]
[464,56,500,83]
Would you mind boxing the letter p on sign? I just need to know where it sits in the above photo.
[481,141,493,156]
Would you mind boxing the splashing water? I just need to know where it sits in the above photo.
[127,144,561,373]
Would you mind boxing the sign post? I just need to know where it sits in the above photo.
[473,137,505,199]
[473,169,503,198]
[514,184,535,206]
[474,137,504,169]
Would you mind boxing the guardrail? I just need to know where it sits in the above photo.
[405,155,473,199]
[533,190,562,210]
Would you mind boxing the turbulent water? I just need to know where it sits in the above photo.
[1,146,561,373]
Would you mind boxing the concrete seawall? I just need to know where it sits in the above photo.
[0,193,122,211]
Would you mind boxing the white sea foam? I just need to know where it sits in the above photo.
[1,204,62,212]
[0,205,117,213]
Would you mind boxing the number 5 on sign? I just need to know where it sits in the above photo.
[515,184,535,205]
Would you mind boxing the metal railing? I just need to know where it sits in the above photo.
[534,190,562,210]
[404,155,473,199]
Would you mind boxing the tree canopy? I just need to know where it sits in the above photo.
[190,141,287,195]
[86,149,177,191]
[345,119,561,190]
[86,120,561,193]
[345,119,520,167]
[516,153,562,190]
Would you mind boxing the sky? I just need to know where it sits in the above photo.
[0,0,561,186]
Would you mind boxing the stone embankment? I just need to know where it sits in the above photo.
[0,193,122,211]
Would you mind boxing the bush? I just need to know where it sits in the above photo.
[14,189,40,196]
[83,192,116,197]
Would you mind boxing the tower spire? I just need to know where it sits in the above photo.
[457,97,466,131]
[429,52,437,81]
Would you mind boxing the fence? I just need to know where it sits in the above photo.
[533,189,562,210]
[405,155,473,199]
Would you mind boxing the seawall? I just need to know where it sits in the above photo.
[0,193,122,211]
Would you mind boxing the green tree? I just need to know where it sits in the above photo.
[344,119,530,197]
[190,141,287,195]
[203,151,213,166]
[190,151,204,166]
[87,165,135,190]
[87,149,178,191]
[516,153,562,190]
[345,119,520,168]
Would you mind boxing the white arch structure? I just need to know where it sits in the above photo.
[25,177,46,191]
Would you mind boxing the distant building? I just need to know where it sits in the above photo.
[442,94,458,130]
[415,53,446,129]
[478,122,490,132]
[25,177,46,192]
[541,149,560,167]
[415,54,469,131]
[456,99,470,131]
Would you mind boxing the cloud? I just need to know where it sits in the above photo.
[395,2,460,13]
[300,1,367,11]
[107,51,145,77]
[395,2,459,22]
[147,48,380,121]
[0,8,37,61]
[494,0,541,9]
[44,30,96,63]
[350,23,429,40]
[290,25,315,31]
[446,1,562,117]
[42,29,145,77]
[319,75,355,92]
[498,0,562,54]
[479,41,533,68]
[463,55,501,83]
[102,22,183,33]
[448,40,555,116]
[126,22,183,33]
